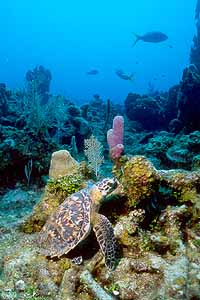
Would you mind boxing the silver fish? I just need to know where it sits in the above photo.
[115,69,134,81]
[86,69,99,75]
[132,31,168,46]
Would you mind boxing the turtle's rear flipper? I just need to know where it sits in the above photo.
[93,213,117,270]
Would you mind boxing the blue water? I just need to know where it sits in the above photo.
[0,0,196,102]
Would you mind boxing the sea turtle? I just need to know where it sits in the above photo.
[38,178,118,270]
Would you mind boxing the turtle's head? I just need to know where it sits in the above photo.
[96,177,118,197]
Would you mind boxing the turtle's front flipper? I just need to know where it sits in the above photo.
[93,213,117,270]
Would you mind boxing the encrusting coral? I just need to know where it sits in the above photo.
[121,155,160,208]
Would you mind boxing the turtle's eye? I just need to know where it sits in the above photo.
[104,179,117,193]
[107,178,118,188]
[96,178,118,195]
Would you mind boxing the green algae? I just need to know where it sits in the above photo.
[47,173,84,197]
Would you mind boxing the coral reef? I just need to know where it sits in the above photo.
[2,50,200,187]
[123,129,200,171]
[164,84,179,125]
[0,83,10,117]
[177,65,200,131]
[190,0,200,71]
[2,11,200,295]
[166,145,191,168]
[26,65,52,105]
[124,93,165,130]
[3,59,200,190]
[0,69,93,187]
[0,153,200,299]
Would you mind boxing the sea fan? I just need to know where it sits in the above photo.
[84,135,104,178]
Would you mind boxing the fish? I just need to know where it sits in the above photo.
[132,31,168,46]
[115,69,134,81]
[86,69,99,75]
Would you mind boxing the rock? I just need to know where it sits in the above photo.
[166,145,191,168]
[49,150,79,179]
[0,188,38,211]
[192,154,200,170]
[14,280,26,292]
[80,270,115,300]
[58,268,80,300]
[168,118,183,133]
[158,168,200,207]
[159,256,190,299]
[108,256,164,300]
[0,233,69,299]
[114,209,145,246]
[125,93,165,130]
[115,276,137,300]
[0,188,41,230]
[165,84,180,123]
[178,65,200,131]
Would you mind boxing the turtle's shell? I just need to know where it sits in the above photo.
[39,188,92,257]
